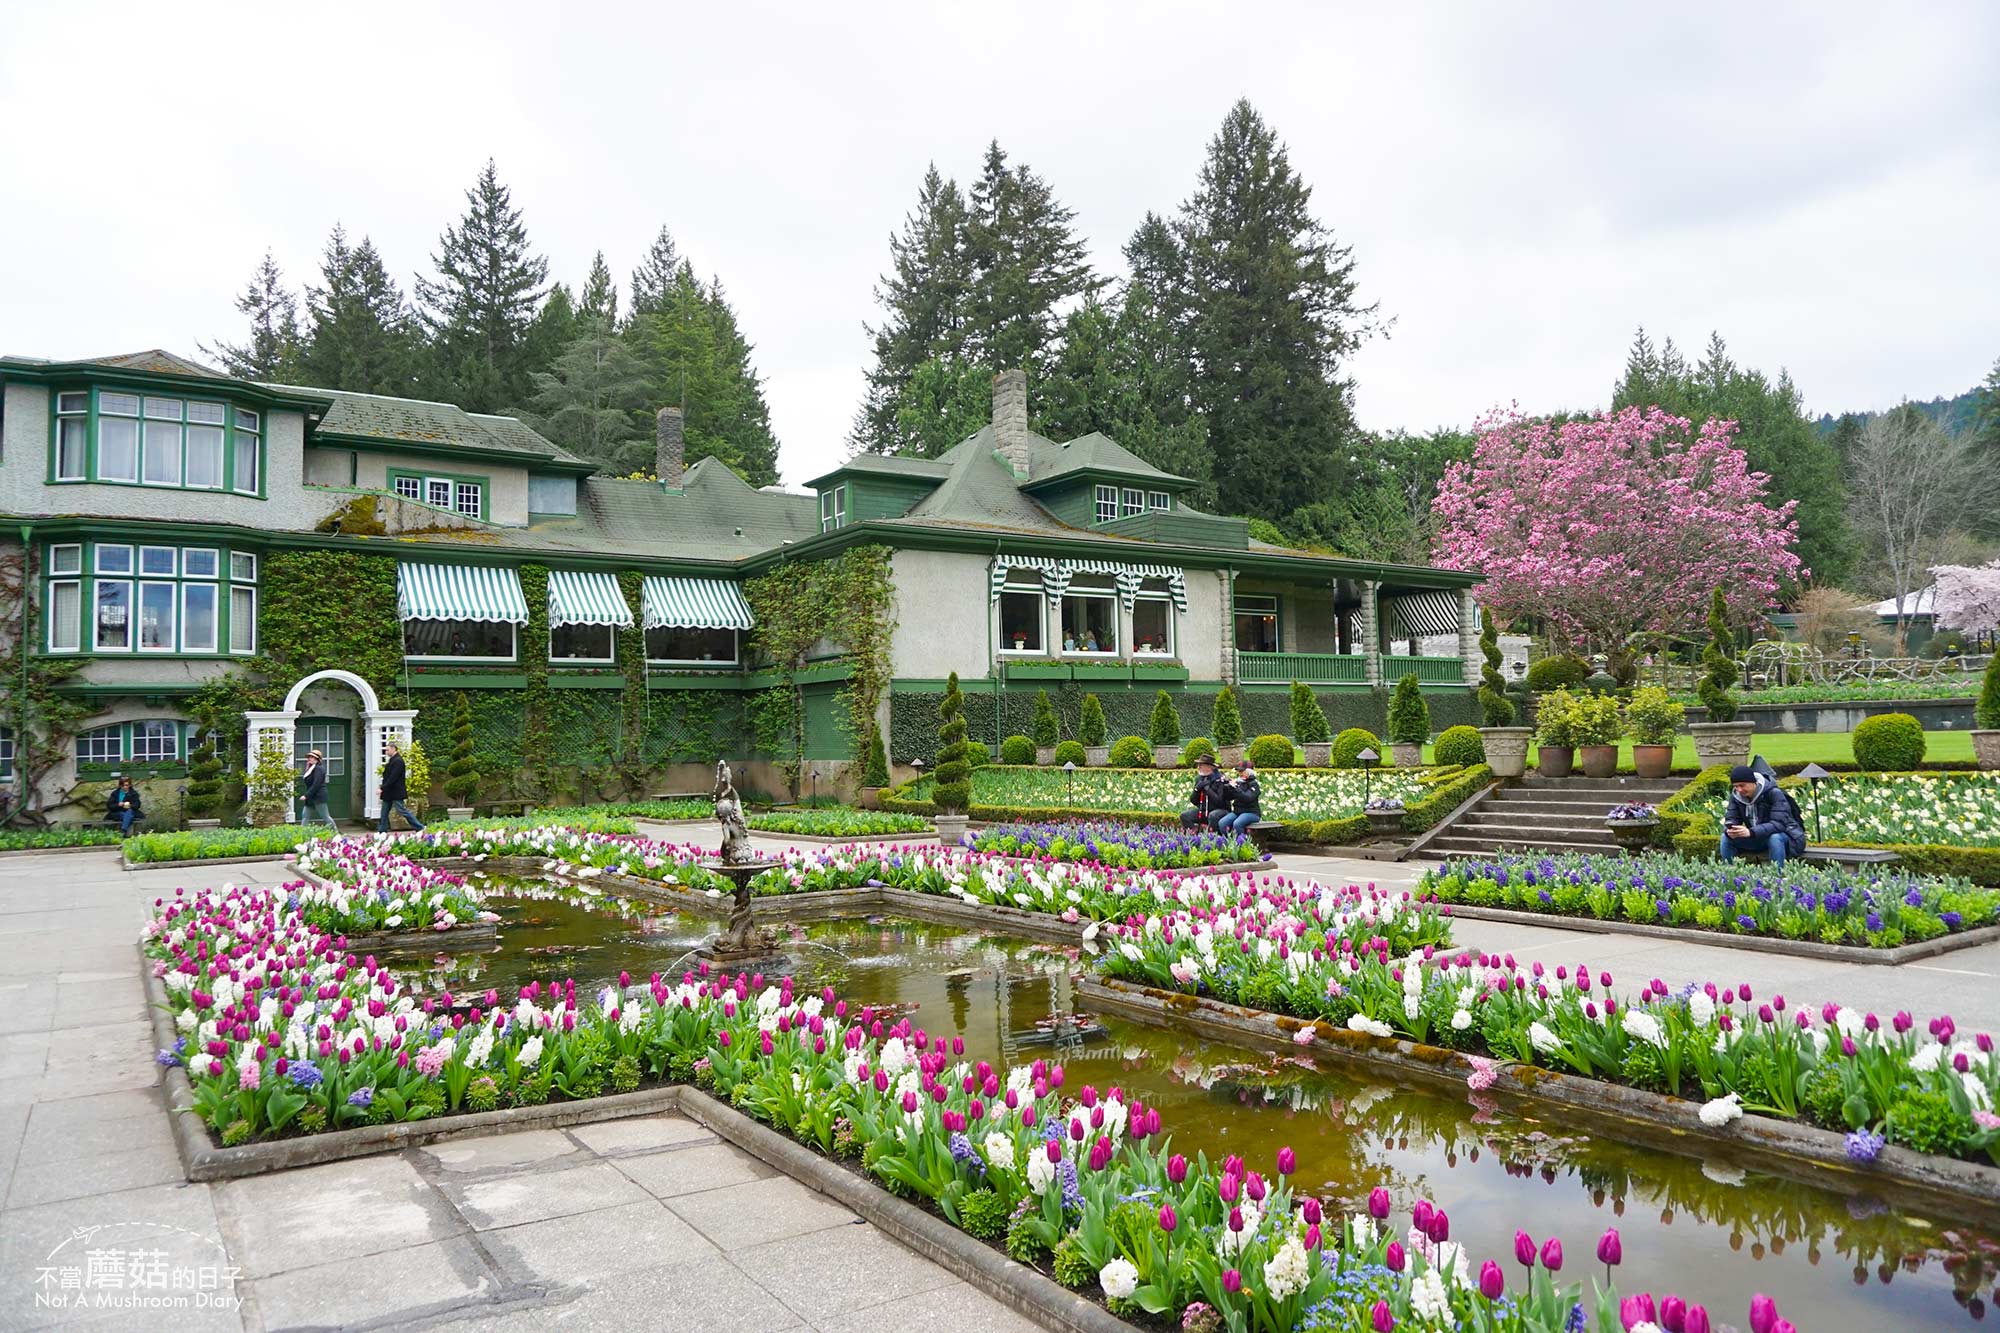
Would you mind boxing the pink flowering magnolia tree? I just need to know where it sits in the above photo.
[1931,561,2000,636]
[1432,407,1803,655]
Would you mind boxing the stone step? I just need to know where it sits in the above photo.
[1477,796,1646,816]
[1509,776,1683,795]
[1454,820,1619,845]
[1425,834,1630,857]
[1452,810,1620,830]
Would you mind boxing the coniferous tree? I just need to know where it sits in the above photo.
[515,315,653,472]
[624,262,780,485]
[205,250,302,380]
[963,141,1101,378]
[627,226,682,322]
[892,357,993,458]
[415,159,550,412]
[852,167,974,454]
[1176,100,1376,520]
[298,226,418,397]
[579,251,618,326]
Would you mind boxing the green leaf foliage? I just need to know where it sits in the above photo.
[1386,674,1429,744]
[444,690,479,806]
[1852,713,1926,772]
[1698,588,1740,723]
[933,673,971,813]
[1031,691,1060,747]
[1526,656,1590,694]
[1078,693,1108,748]
[1000,735,1036,765]
[1147,690,1181,746]
[1288,680,1332,743]
[1433,725,1485,767]
[1246,734,1294,769]
[1209,685,1243,746]
[1478,609,1516,727]
[1330,727,1380,769]
[1107,736,1154,768]
[1052,740,1087,767]
[1978,653,2000,731]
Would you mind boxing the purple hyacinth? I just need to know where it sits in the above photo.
[948,1131,986,1178]
[1846,1130,1885,1163]
[1059,1158,1082,1210]
[289,1062,325,1089]
[347,1086,375,1108]
[155,1048,182,1068]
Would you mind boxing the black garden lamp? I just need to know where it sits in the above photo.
[808,766,820,807]
[1062,759,1076,808]
[1358,747,1379,804]
[1799,763,1830,843]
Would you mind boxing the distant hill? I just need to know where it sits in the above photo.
[1814,384,1986,436]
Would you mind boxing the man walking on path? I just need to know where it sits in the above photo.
[299,749,337,829]
[377,740,425,833]
[1718,763,1806,866]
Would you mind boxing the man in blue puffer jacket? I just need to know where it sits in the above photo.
[1718,763,1806,866]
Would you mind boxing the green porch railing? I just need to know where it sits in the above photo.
[1235,652,1368,683]
[1383,654,1468,684]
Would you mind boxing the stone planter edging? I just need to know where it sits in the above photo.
[0,842,122,859]
[121,850,311,872]
[1434,901,2000,965]
[678,1088,1132,1333]
[1077,975,2000,1222]
[740,828,938,846]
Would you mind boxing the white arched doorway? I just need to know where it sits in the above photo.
[245,670,418,822]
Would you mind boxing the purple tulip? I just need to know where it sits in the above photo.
[1368,1185,1391,1219]
[1167,1153,1187,1183]
[1159,1204,1177,1232]
[1598,1227,1622,1267]
[1427,1209,1450,1243]
[1372,1299,1394,1331]
[1276,1146,1296,1176]
[1541,1237,1563,1272]
[1621,1293,1657,1326]
[1749,1295,1778,1333]
[1515,1230,1536,1267]
[1223,1269,1242,1295]
[1479,1260,1504,1301]
[1386,1241,1406,1272]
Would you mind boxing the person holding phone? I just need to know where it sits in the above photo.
[1719,764,1805,865]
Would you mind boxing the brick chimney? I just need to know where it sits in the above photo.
[992,369,1029,478]
[655,406,685,489]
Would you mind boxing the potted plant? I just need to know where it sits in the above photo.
[184,735,224,829]
[1604,800,1660,850]
[1211,686,1245,766]
[247,732,293,828]
[1571,691,1624,778]
[932,673,972,844]
[1974,652,2000,770]
[1689,588,1754,770]
[443,690,479,819]
[1624,685,1684,779]
[1386,673,1429,768]
[1365,796,1407,837]
[858,730,890,810]
[1031,690,1061,766]
[1290,681,1334,767]
[1148,690,1182,769]
[1534,687,1577,778]
[1475,611,1531,778]
[1079,693,1109,766]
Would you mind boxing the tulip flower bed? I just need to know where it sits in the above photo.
[142,878,1779,1333]
[1096,897,2000,1165]
[744,808,932,836]
[906,766,1436,823]
[1420,850,2000,948]
[291,840,492,935]
[0,826,123,851]
[970,820,1269,870]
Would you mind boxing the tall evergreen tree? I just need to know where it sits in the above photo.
[515,315,652,473]
[851,167,973,454]
[1037,292,1213,499]
[204,250,302,380]
[963,141,1101,377]
[1108,215,1212,500]
[1176,100,1377,520]
[579,251,618,325]
[892,357,991,458]
[627,226,681,322]
[415,159,550,412]
[624,262,781,485]
[298,226,418,397]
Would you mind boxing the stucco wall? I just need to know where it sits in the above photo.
[349,449,531,527]
[0,384,320,529]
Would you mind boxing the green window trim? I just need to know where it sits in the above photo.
[41,540,258,660]
[387,467,489,521]
[819,484,848,534]
[73,720,195,779]
[46,385,265,498]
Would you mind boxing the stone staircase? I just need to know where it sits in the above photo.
[1419,775,1685,858]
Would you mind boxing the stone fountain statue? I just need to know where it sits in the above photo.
[693,759,787,971]
[712,759,757,865]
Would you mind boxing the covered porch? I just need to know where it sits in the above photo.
[1230,576,1479,688]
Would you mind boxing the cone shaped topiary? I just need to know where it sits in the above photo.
[934,672,971,813]
[1289,681,1332,744]
[1387,673,1429,745]
[1478,609,1516,727]
[1210,686,1243,747]
[1978,653,2000,731]
[1078,694,1107,748]
[1148,690,1182,746]
[1032,691,1061,748]
[862,730,890,787]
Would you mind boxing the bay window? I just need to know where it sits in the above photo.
[45,541,254,656]
[75,720,192,773]
[1060,578,1118,655]
[49,388,263,493]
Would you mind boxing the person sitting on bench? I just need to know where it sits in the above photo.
[1719,763,1805,867]
[1181,755,1230,831]
[105,777,143,835]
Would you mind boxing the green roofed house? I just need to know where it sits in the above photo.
[0,354,1479,822]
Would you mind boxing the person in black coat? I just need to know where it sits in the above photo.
[1181,755,1231,830]
[1218,761,1262,835]
[1719,763,1806,865]
[299,749,336,828]
[377,739,425,833]
[105,777,143,835]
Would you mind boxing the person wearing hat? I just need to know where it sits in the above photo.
[1719,763,1805,866]
[377,739,425,833]
[298,747,336,829]
[1181,753,1231,831]
[1217,759,1263,836]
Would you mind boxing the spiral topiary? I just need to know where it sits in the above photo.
[1478,609,1516,727]
[933,672,971,813]
[1433,724,1485,767]
[1697,588,1740,723]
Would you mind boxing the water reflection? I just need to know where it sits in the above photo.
[408,876,2000,1328]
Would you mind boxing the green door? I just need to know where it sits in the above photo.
[295,718,353,821]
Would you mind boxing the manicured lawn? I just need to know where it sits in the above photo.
[1424,730,1976,770]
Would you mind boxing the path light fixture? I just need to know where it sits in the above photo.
[808,766,820,807]
[1358,747,1379,804]
[1063,759,1076,808]
[1799,762,1830,843]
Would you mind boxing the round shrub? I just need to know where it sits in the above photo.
[1331,727,1381,768]
[999,734,1036,765]
[963,740,991,769]
[1433,725,1485,768]
[1526,655,1590,693]
[1052,739,1087,767]
[1246,734,1294,769]
[1106,735,1154,768]
[1852,712,1926,771]
[1180,737,1216,767]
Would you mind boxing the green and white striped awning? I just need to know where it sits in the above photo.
[547,570,634,628]
[991,555,1186,611]
[397,562,530,625]
[641,576,755,631]
[1386,589,1464,638]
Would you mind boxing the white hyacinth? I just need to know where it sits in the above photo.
[1264,1235,1310,1300]
[1098,1258,1139,1300]
[1621,1009,1666,1049]
[1411,1266,1451,1321]
[1529,1022,1562,1054]
[1026,1151,1056,1195]
[983,1132,1016,1172]
[517,1035,544,1068]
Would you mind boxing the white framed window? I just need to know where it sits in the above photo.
[426,477,452,508]
[232,408,260,494]
[230,551,258,583]
[820,485,848,533]
[97,393,140,482]
[55,394,88,480]
[394,475,422,502]
[1094,484,1118,524]
[1133,595,1175,657]
[454,482,481,518]
[1060,578,1119,655]
[183,548,219,579]
[142,399,184,485]
[645,626,738,665]
[550,623,615,663]
[403,619,515,661]
[137,583,177,652]
[998,574,1047,655]
[77,725,122,766]
[47,544,82,576]
[138,546,176,577]
[229,586,257,654]
[182,583,219,653]
[94,580,132,651]
[95,544,133,575]
[130,720,180,764]
[47,580,81,652]
[185,423,224,489]
[1121,488,1144,517]
[1147,490,1170,512]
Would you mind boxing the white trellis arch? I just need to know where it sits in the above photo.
[245,670,418,822]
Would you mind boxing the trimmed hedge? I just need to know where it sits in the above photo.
[1331,727,1380,768]
[1246,734,1294,769]
[964,740,991,769]
[1107,736,1154,768]
[1433,725,1485,768]
[1853,712,1926,771]
[1526,655,1590,693]
[1000,735,1036,765]
[1052,739,1087,767]
[1180,737,1217,767]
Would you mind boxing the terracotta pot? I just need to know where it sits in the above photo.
[1632,743,1673,779]
[1083,746,1109,767]
[1389,742,1423,769]
[1974,731,2000,770]
[1578,745,1619,778]
[1688,721,1755,772]
[1478,727,1531,779]
[858,786,882,811]
[1538,746,1575,779]
[1153,745,1181,770]
[1300,742,1332,768]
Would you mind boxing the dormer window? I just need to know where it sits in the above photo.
[820,484,848,533]
[1094,484,1118,524]
[1147,490,1170,512]
[50,387,263,495]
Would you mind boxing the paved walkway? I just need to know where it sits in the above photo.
[0,849,1040,1332]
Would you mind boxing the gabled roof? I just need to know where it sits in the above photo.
[490,457,819,561]
[1021,431,1187,488]
[806,453,955,489]
[260,383,586,470]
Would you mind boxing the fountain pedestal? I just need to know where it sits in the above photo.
[692,856,792,975]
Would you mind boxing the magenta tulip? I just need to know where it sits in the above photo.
[1660,1296,1686,1331]
[1167,1153,1188,1183]
[1368,1186,1391,1219]
[1541,1237,1563,1272]
[1159,1204,1177,1232]
[1372,1299,1394,1331]
[1386,1241,1405,1272]
[1749,1295,1778,1333]
[1597,1227,1622,1266]
[1515,1230,1536,1267]
[1684,1305,1710,1333]
[1222,1269,1241,1294]
[1479,1260,1504,1301]
[1276,1146,1296,1176]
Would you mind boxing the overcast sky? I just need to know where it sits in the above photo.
[3,1,1994,486]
